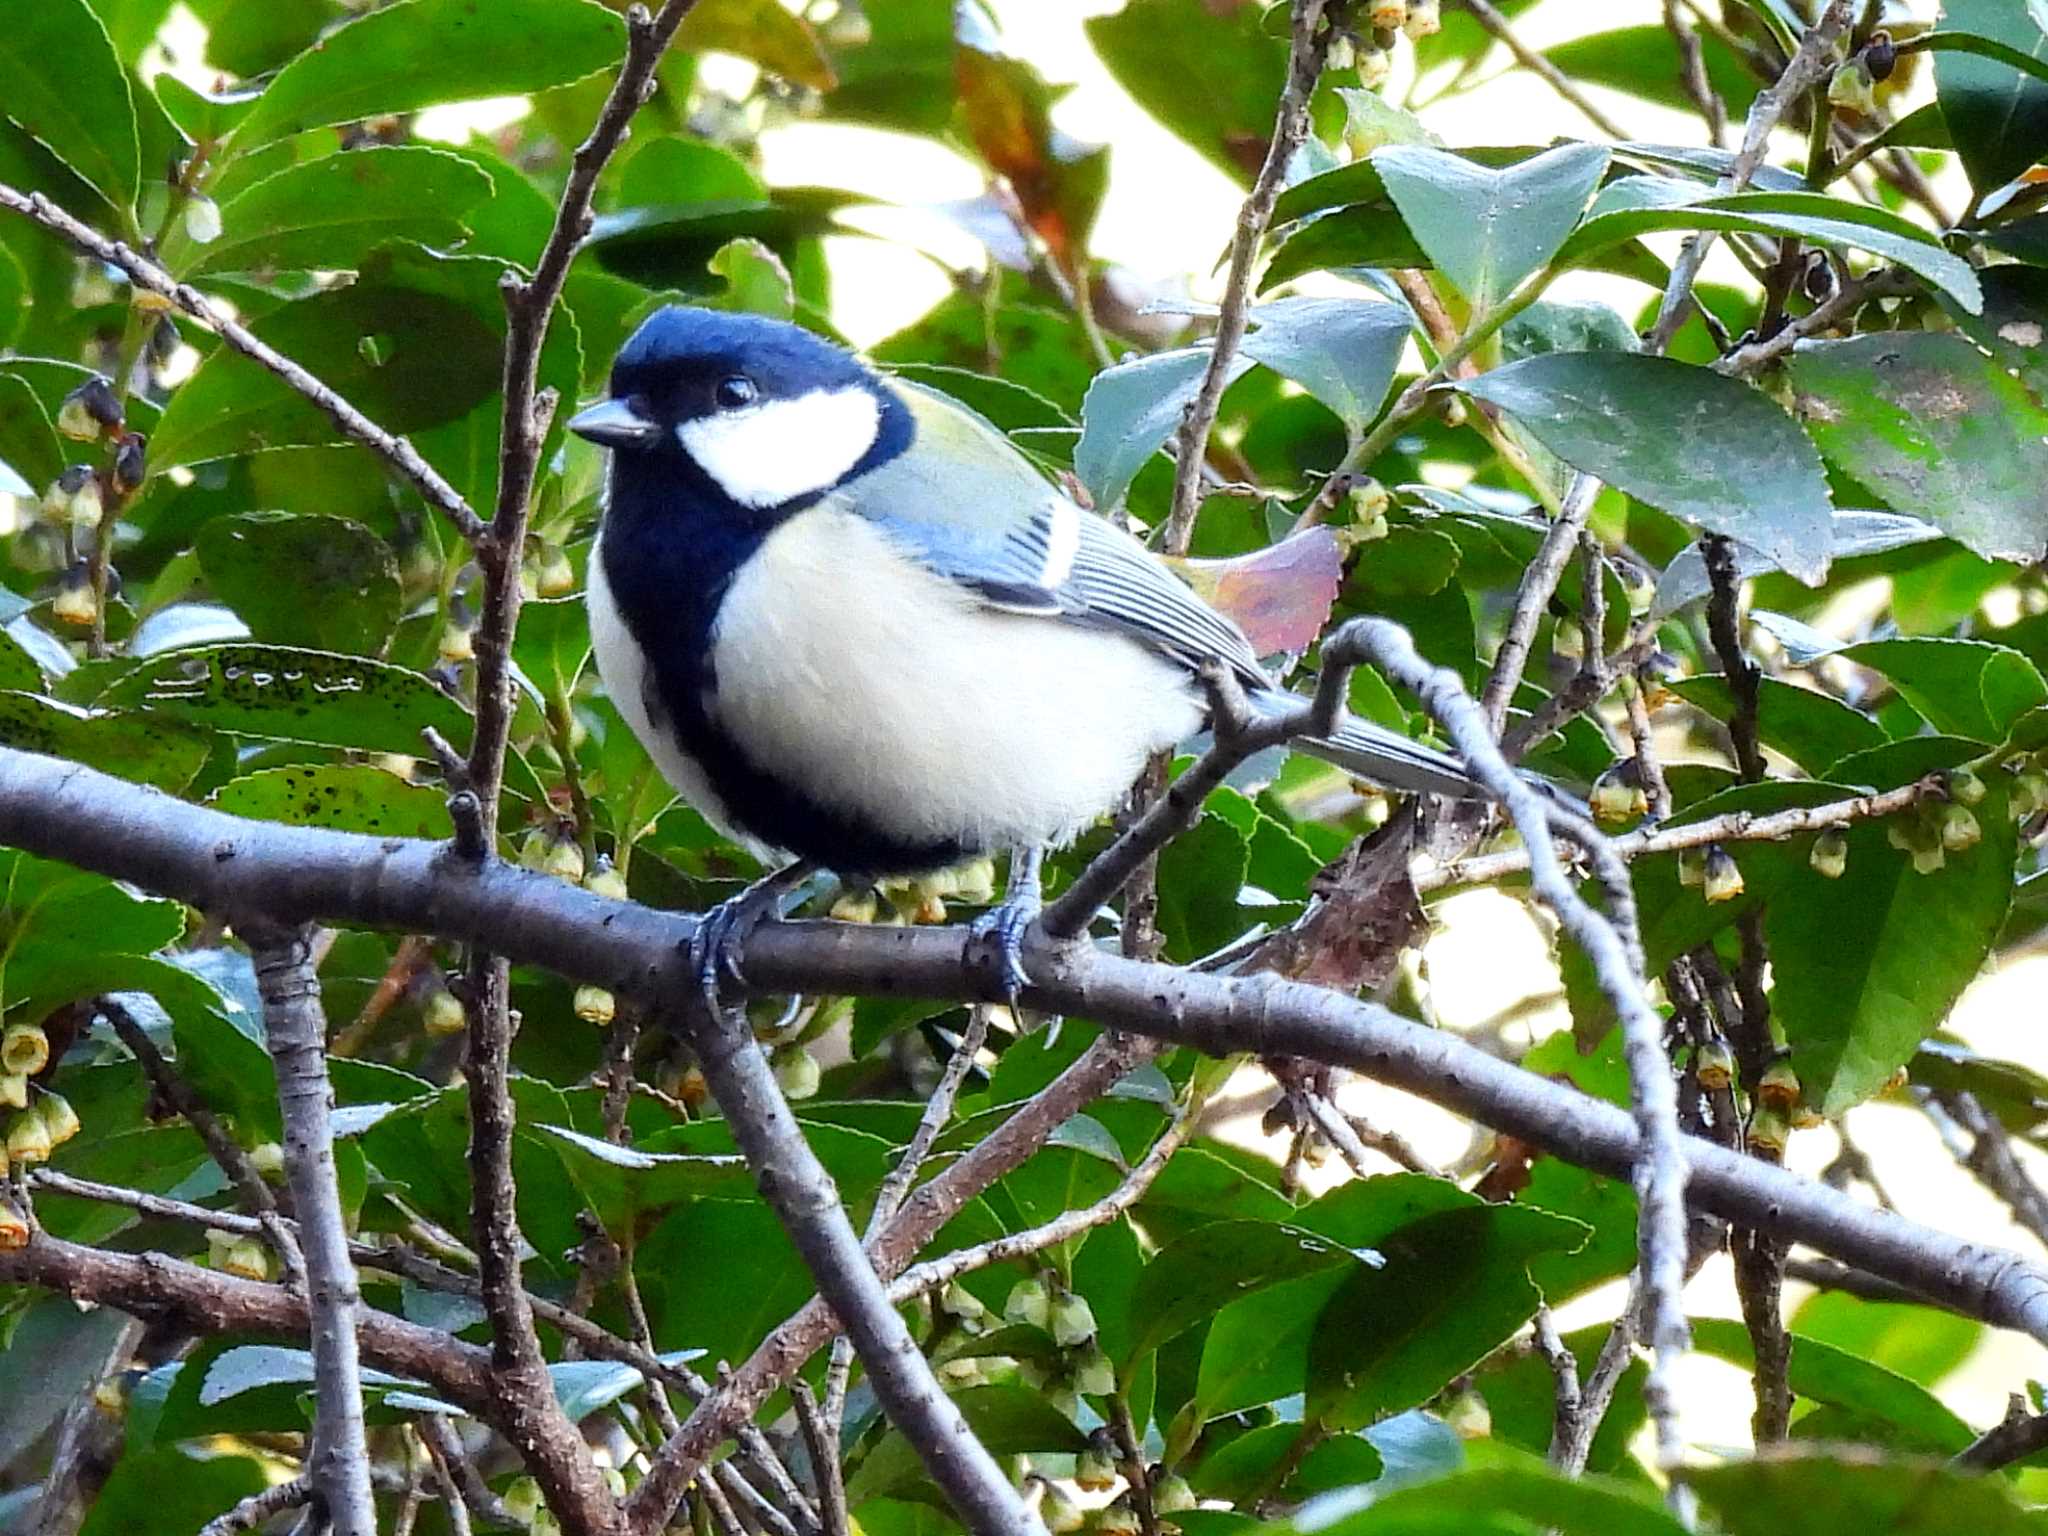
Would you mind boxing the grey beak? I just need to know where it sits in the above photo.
[567,397,659,448]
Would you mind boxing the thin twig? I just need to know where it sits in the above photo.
[1163,0,1331,553]
[1953,1394,2048,1472]
[1418,776,1940,892]
[627,995,1041,1536]
[1933,1092,2048,1250]
[0,185,483,540]
[1481,474,1601,735]
[1664,0,1728,145]
[1713,266,1917,375]
[1461,0,1627,138]
[421,1415,527,1532]
[1345,619,1692,1496]
[1530,1308,1583,1468]
[883,1110,1192,1304]
[196,1476,315,1536]
[249,924,375,1536]
[789,1381,849,1536]
[1646,0,1856,353]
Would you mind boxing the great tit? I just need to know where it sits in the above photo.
[569,307,1494,986]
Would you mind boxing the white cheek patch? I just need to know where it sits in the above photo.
[676,387,882,509]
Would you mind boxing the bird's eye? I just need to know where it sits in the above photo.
[715,376,757,411]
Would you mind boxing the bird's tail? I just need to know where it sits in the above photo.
[1251,692,1578,808]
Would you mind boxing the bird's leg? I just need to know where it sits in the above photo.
[968,845,1045,1004]
[689,860,818,1012]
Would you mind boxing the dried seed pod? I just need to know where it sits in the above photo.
[57,376,122,440]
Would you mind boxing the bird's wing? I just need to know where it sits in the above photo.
[838,380,1271,684]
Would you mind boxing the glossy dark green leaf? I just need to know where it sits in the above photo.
[1669,675,1885,776]
[0,241,26,355]
[168,145,493,277]
[0,692,210,793]
[1769,737,2017,1114]
[1074,346,1252,514]
[1788,333,2048,565]
[207,764,453,839]
[0,1300,137,1475]
[1156,809,1252,963]
[1460,353,1835,582]
[707,236,796,319]
[1479,1324,1644,1475]
[1259,204,1431,291]
[818,0,955,132]
[1693,1452,2048,1536]
[0,0,140,212]
[1839,638,2047,742]
[1122,1220,1358,1371]
[0,850,185,1016]
[1305,1203,1586,1430]
[94,643,476,760]
[846,1385,1087,1505]
[152,75,257,147]
[1371,143,1608,312]
[195,511,401,655]
[230,0,627,151]
[1946,264,2048,405]
[1935,0,2048,193]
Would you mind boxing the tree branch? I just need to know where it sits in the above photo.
[1458,0,1627,139]
[2,748,2046,1347]
[196,1476,314,1536]
[625,998,1041,1536]
[0,184,483,542]
[248,924,376,1536]
[1162,0,1330,554]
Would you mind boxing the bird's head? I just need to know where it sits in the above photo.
[569,307,910,510]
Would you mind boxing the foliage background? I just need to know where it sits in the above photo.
[4,0,2048,1533]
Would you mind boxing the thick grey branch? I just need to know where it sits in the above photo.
[0,748,2045,1348]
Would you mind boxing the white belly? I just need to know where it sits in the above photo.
[707,509,1203,858]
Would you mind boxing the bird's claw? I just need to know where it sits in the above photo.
[968,897,1039,1006]
[686,867,810,1016]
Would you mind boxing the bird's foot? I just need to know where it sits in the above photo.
[968,895,1041,1006]
[687,863,815,1015]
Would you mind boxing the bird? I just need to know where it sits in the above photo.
[569,306,1501,995]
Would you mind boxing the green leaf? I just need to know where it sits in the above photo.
[535,1122,751,1235]
[1787,333,2048,565]
[1459,353,1836,583]
[168,145,494,277]
[196,511,401,655]
[1788,1291,1983,1390]
[847,1385,1087,1505]
[1559,181,1983,316]
[0,0,140,213]
[1839,638,2048,742]
[152,75,258,145]
[1947,264,2048,405]
[0,692,210,793]
[0,850,186,1016]
[707,236,796,320]
[1074,347,1251,515]
[1238,297,1411,437]
[1156,810,1251,963]
[1478,1324,1644,1475]
[1691,1452,2048,1536]
[1320,1460,1687,1536]
[0,1300,137,1475]
[1543,25,1763,117]
[149,246,510,468]
[189,0,343,78]
[1370,143,1609,312]
[208,764,454,838]
[817,0,954,132]
[677,0,833,91]
[1260,204,1431,292]
[0,240,26,355]
[1121,1220,1358,1371]
[1669,675,1885,776]
[1086,0,1294,185]
[1691,1318,1976,1454]
[78,1450,268,1536]
[230,0,627,151]
[0,371,61,495]
[95,643,477,761]
[1769,737,2017,1114]
[1935,0,2048,194]
[1305,1204,1586,1430]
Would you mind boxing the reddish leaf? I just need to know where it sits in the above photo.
[954,34,1106,282]
[1166,526,1346,657]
